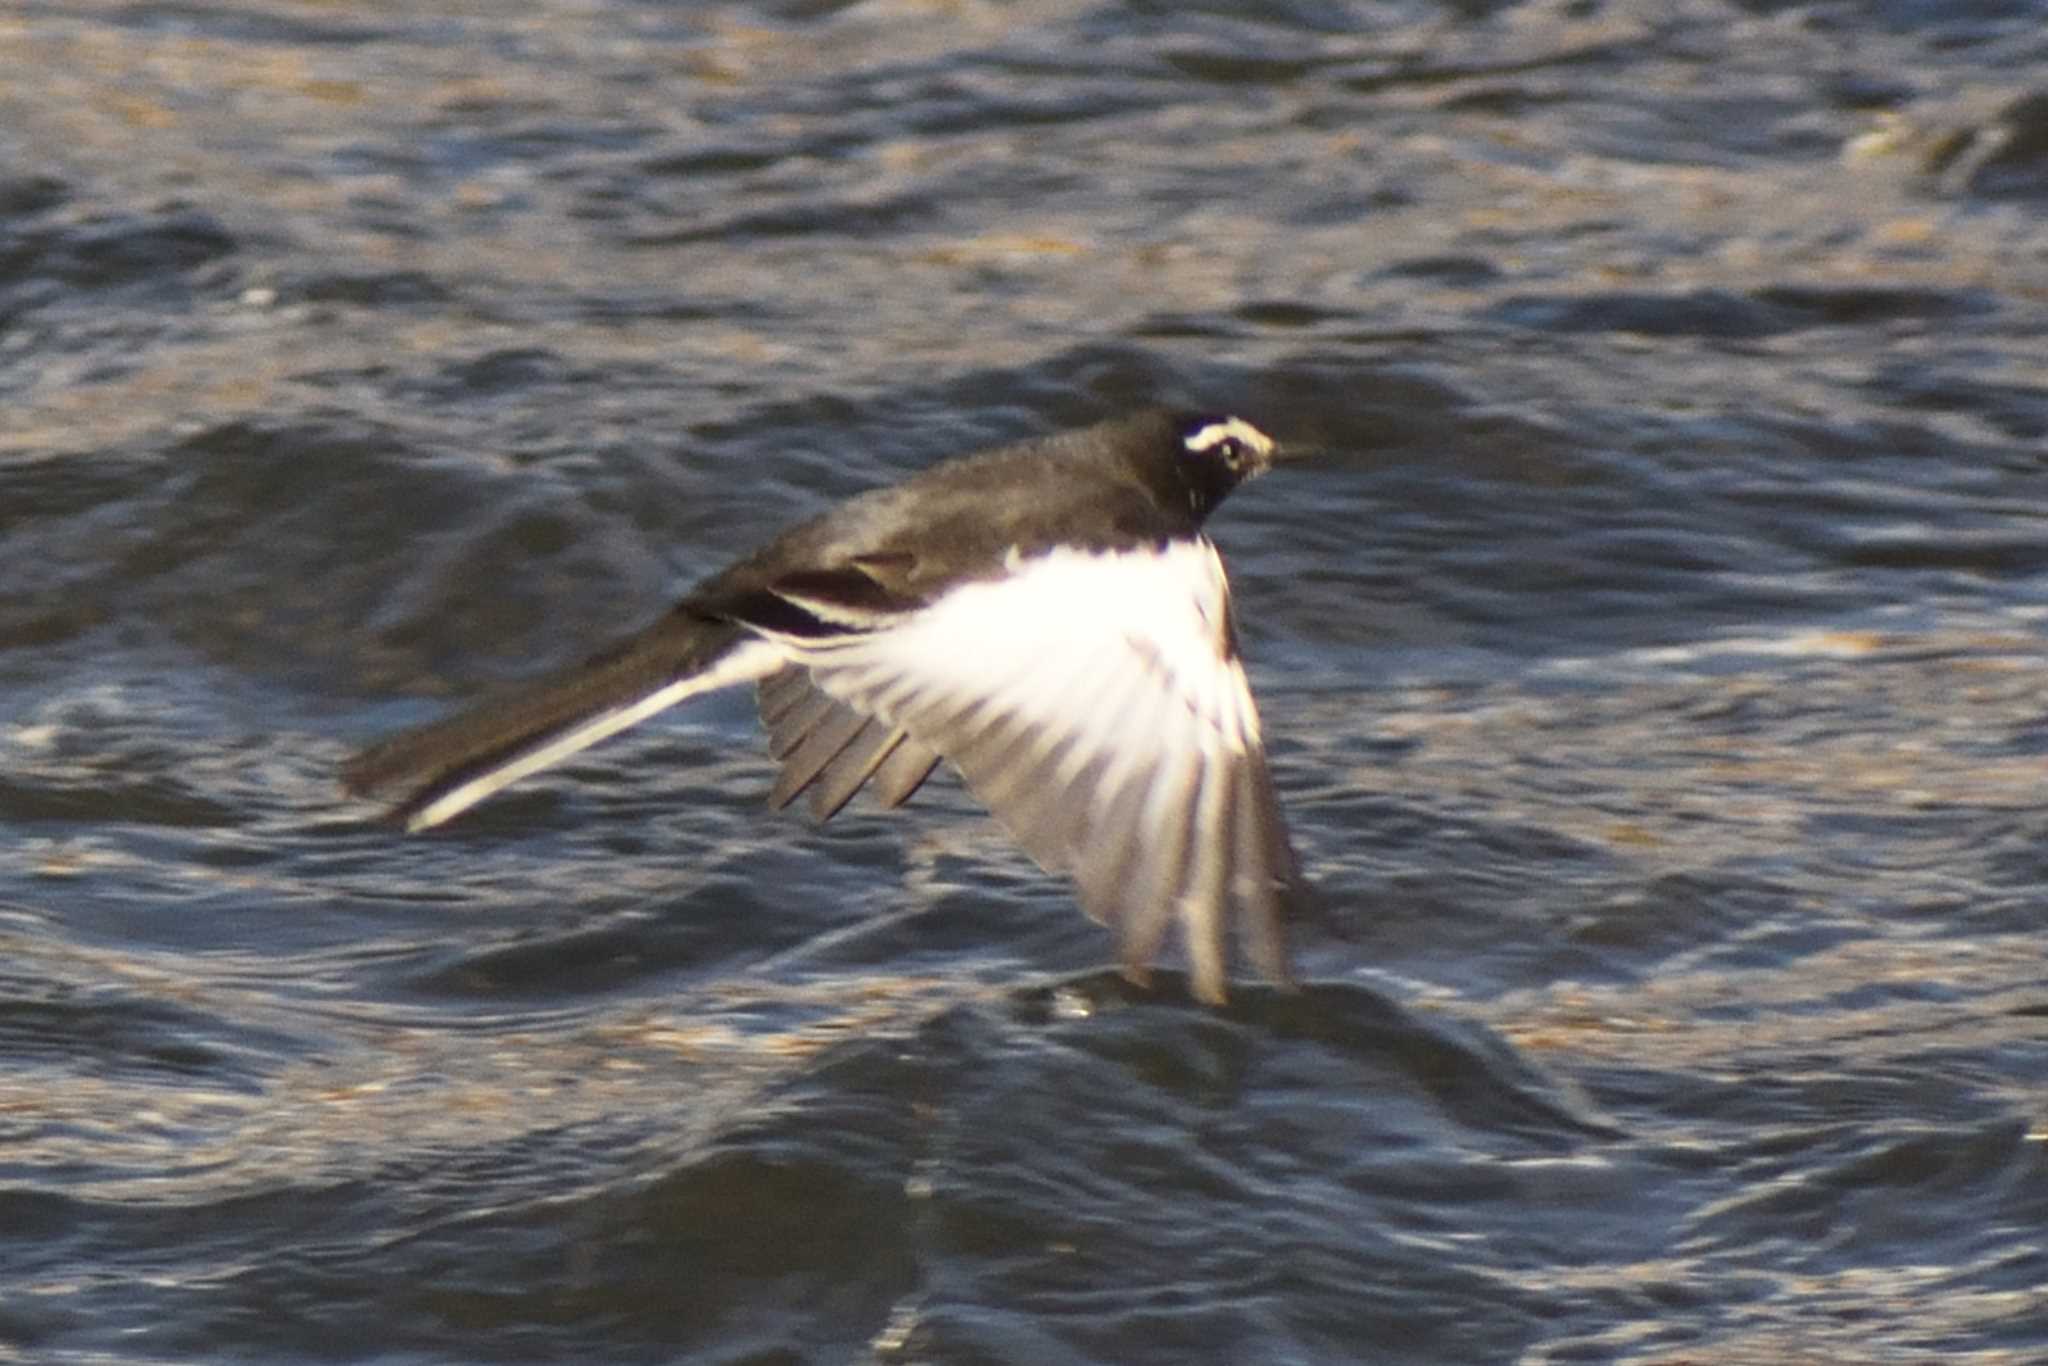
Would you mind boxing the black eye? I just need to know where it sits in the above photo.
[1212,437,1246,468]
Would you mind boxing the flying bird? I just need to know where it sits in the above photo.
[345,409,1307,1003]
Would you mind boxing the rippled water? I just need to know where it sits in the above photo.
[5,1,2048,1361]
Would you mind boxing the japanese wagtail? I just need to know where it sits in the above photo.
[344,409,1307,1004]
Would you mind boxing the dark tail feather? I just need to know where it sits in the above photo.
[343,613,764,830]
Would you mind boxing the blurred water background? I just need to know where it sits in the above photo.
[4,1,2048,1361]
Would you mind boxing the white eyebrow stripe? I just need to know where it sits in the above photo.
[1183,417,1275,458]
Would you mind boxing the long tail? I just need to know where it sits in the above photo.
[342,612,783,831]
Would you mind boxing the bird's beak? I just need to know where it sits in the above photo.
[1269,439,1326,468]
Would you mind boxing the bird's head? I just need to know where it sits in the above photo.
[1165,413,1283,517]
[1178,414,1279,478]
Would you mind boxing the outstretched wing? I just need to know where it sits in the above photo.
[773,538,1300,1004]
[756,666,941,819]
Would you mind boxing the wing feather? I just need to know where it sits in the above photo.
[789,538,1300,1000]
[767,699,870,808]
[1232,752,1298,986]
[1112,737,1202,980]
[756,665,805,727]
[760,673,839,761]
[798,718,880,819]
[869,732,942,807]
[758,669,945,819]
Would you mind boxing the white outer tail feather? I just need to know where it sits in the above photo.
[402,638,790,831]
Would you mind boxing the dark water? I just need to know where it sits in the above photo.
[5,1,2048,1361]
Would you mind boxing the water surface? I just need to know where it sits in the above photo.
[4,1,2047,1361]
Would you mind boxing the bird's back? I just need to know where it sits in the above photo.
[684,409,1204,615]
